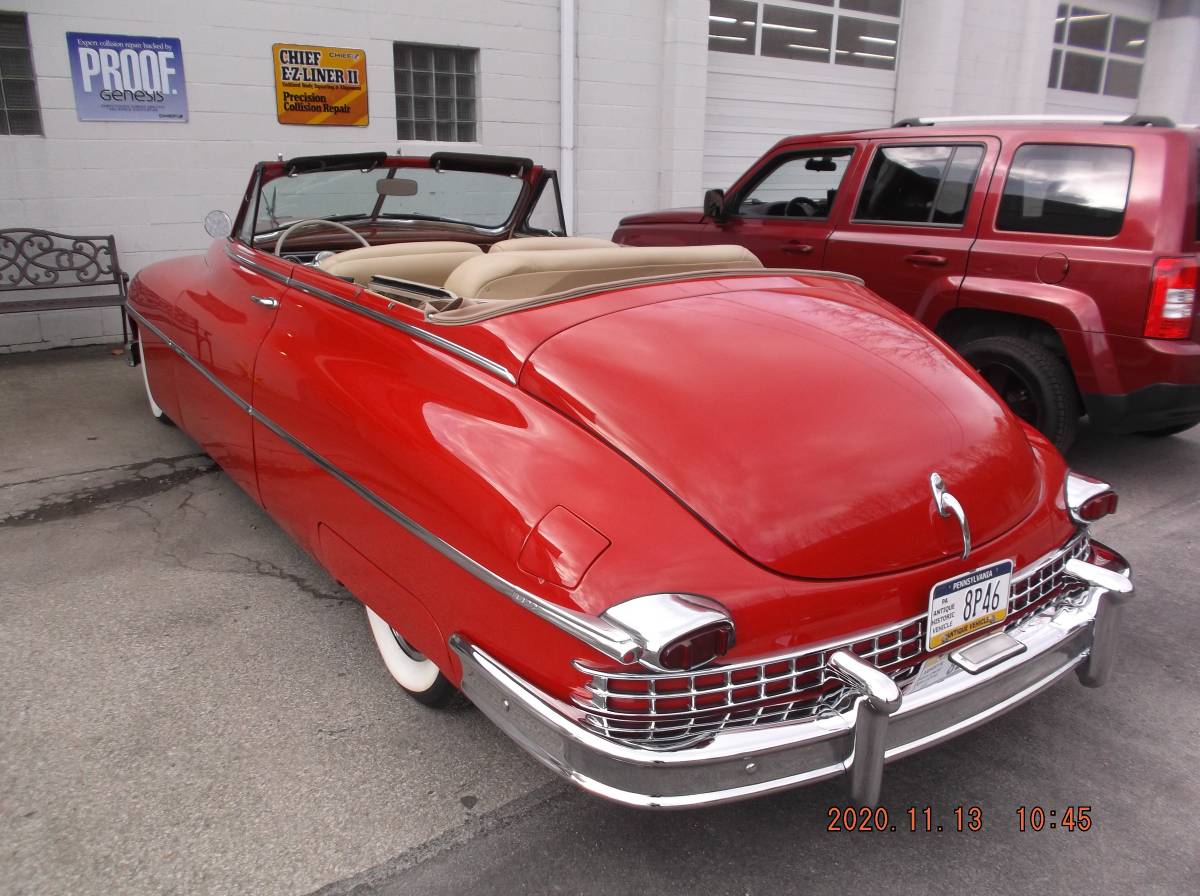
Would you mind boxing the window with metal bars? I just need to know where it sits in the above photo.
[0,11,42,136]
[393,42,477,143]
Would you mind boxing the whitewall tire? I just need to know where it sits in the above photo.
[365,605,457,708]
[138,333,173,426]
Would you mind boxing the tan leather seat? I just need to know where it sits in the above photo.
[488,236,620,253]
[318,241,483,286]
[443,245,762,301]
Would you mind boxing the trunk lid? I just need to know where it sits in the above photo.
[520,283,1042,579]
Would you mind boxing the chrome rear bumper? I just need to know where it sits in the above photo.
[450,547,1132,809]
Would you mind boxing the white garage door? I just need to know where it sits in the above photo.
[702,0,902,191]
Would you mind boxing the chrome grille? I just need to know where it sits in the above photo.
[575,534,1091,748]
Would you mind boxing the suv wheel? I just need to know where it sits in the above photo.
[960,336,1080,452]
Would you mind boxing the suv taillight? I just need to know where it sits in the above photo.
[1144,257,1198,339]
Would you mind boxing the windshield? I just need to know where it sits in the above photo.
[253,166,526,234]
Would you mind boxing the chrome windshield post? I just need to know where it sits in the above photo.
[828,650,902,807]
[1065,557,1134,688]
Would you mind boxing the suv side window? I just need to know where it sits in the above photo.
[996,144,1133,237]
[736,148,855,219]
[854,144,985,226]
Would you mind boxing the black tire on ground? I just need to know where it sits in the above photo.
[959,335,1081,452]
[1137,422,1199,438]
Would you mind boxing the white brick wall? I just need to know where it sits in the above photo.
[3,0,711,351]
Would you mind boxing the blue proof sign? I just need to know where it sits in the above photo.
[66,32,188,122]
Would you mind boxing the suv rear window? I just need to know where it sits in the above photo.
[854,144,984,226]
[997,144,1133,237]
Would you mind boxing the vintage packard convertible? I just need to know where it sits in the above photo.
[125,151,1133,808]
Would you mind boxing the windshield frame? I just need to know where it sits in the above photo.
[232,152,558,250]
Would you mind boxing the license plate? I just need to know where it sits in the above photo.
[926,559,1014,651]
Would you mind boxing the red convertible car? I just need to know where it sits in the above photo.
[125,151,1134,808]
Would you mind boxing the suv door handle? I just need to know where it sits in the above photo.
[904,253,947,267]
[783,242,814,255]
[249,295,279,307]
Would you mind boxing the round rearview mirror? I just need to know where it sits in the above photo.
[204,210,233,239]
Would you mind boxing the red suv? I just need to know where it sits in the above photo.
[614,115,1200,451]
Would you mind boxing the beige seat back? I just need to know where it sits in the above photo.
[318,240,483,286]
[443,245,763,301]
[489,236,620,253]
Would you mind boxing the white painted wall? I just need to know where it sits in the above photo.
[1,0,709,351]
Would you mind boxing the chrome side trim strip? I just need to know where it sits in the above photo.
[224,242,517,386]
[126,304,640,664]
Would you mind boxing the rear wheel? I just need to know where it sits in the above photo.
[138,332,174,426]
[1137,421,1199,438]
[960,335,1080,452]
[364,605,458,708]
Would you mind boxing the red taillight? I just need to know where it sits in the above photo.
[1077,490,1119,521]
[1144,257,1197,340]
[658,623,734,671]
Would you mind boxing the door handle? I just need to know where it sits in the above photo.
[249,295,279,307]
[904,253,947,267]
[783,242,814,255]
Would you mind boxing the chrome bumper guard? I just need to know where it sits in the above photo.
[450,548,1132,810]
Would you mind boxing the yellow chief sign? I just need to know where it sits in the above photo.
[273,43,368,127]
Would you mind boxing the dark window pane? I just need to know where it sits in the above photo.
[397,120,415,141]
[394,69,412,95]
[1060,51,1103,93]
[932,145,984,224]
[456,98,475,120]
[737,147,854,218]
[855,145,954,223]
[0,46,33,79]
[1054,3,1067,43]
[0,13,29,47]
[840,0,901,16]
[1109,17,1148,58]
[454,50,475,73]
[412,46,434,71]
[436,121,454,141]
[435,72,453,96]
[456,73,475,96]
[413,96,433,120]
[997,144,1132,237]
[414,121,434,141]
[457,122,476,142]
[2,78,38,108]
[835,16,899,70]
[5,107,41,135]
[412,71,433,95]
[1103,59,1141,98]
[709,0,757,54]
[1048,48,1062,87]
[761,4,833,62]
[1066,7,1110,51]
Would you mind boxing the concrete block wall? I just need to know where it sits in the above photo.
[3,0,711,351]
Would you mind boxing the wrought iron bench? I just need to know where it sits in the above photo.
[0,229,129,343]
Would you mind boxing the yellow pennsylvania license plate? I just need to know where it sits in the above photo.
[926,559,1014,651]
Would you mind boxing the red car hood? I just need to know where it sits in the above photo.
[617,207,705,227]
[520,283,1042,579]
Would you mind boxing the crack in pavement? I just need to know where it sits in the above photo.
[0,453,217,528]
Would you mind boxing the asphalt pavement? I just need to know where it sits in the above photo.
[1,345,1197,896]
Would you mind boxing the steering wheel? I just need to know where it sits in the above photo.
[274,218,369,256]
[785,197,819,218]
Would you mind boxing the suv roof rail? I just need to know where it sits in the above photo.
[891,113,1176,128]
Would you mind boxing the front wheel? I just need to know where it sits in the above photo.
[959,335,1081,453]
[138,332,174,426]
[364,606,458,708]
